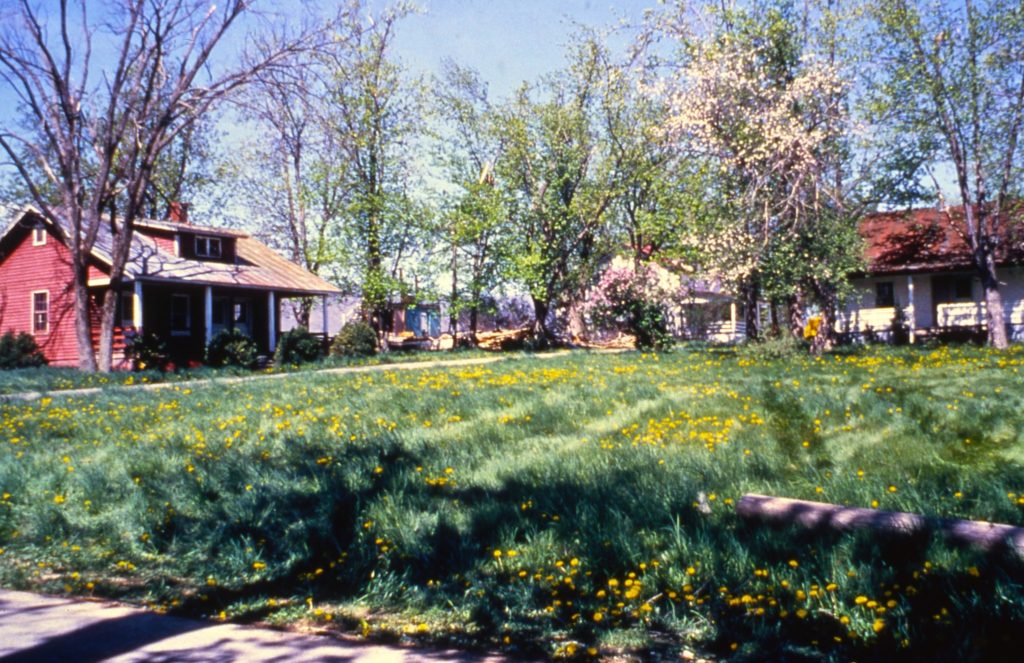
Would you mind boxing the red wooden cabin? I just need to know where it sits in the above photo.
[0,204,340,368]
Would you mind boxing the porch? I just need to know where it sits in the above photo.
[125,281,331,366]
[841,269,1024,342]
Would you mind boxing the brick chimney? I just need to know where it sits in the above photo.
[167,201,190,224]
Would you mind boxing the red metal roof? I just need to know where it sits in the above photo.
[860,206,1024,275]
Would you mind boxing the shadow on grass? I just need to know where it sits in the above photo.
[53,429,1024,662]
[726,503,1024,661]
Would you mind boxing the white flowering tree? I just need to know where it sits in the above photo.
[654,1,858,341]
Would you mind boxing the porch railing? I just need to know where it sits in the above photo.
[839,306,897,333]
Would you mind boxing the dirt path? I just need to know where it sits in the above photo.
[1,351,577,403]
[0,588,509,662]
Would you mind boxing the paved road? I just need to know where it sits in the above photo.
[0,589,506,662]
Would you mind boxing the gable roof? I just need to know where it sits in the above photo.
[0,205,341,296]
[860,206,1024,275]
[129,232,342,294]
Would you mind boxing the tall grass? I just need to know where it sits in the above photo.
[0,346,495,395]
[1,344,1024,659]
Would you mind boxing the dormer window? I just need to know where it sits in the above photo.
[195,236,221,259]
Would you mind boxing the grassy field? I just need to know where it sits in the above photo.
[1,345,1024,660]
[0,347,494,396]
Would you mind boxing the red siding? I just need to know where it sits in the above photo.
[136,227,177,255]
[0,225,80,365]
[88,263,108,282]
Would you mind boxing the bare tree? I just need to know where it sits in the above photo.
[230,19,352,327]
[0,0,319,371]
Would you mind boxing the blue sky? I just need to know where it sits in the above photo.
[0,1,655,200]
[389,0,653,98]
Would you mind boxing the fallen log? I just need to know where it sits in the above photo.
[736,493,1024,555]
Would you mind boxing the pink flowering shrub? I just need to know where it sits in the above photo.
[585,264,673,349]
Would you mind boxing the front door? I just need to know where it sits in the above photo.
[212,296,231,336]
[212,296,252,336]
[232,299,252,337]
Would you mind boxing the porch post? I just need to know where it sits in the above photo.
[906,275,916,343]
[268,291,277,353]
[730,301,738,340]
[322,295,329,337]
[204,286,213,345]
[132,280,143,330]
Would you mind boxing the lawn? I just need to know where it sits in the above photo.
[1,345,1024,660]
[0,347,493,396]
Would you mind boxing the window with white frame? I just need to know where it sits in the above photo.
[32,291,48,333]
[194,236,222,259]
[32,224,46,246]
[170,294,191,335]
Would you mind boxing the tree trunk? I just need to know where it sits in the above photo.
[787,293,804,339]
[532,296,551,348]
[567,299,586,342]
[767,299,780,337]
[295,298,312,329]
[742,278,760,341]
[449,237,458,350]
[96,285,121,372]
[981,258,1009,348]
[73,266,98,372]
[736,493,1024,554]
[810,284,837,355]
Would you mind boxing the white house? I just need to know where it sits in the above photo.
[840,207,1024,342]
[600,254,748,343]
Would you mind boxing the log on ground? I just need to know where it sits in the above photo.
[736,493,1024,555]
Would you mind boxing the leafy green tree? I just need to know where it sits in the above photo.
[599,48,692,268]
[493,38,621,345]
[864,0,1024,348]
[326,3,430,334]
[433,62,513,340]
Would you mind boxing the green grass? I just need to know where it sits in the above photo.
[2,344,1024,660]
[0,347,495,396]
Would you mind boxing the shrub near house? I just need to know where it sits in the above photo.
[585,263,673,349]
[274,327,323,365]
[331,321,378,357]
[0,331,46,369]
